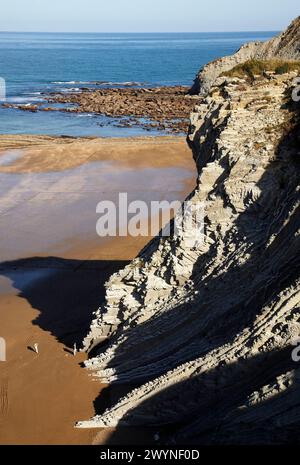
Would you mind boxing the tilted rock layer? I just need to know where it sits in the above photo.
[190,16,300,95]
[78,70,300,443]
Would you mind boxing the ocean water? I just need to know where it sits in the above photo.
[0,31,277,137]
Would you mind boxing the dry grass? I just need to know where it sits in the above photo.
[221,59,300,80]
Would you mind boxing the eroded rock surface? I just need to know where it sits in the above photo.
[77,70,300,443]
[3,86,201,134]
[190,16,300,95]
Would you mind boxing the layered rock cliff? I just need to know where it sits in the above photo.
[77,67,300,443]
[190,16,300,95]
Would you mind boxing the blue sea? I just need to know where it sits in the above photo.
[0,31,277,137]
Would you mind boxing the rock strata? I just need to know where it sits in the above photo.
[190,16,300,95]
[77,67,300,444]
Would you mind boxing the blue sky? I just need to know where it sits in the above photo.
[0,0,299,32]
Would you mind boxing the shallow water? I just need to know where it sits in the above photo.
[0,149,24,166]
[0,153,194,263]
[0,31,277,136]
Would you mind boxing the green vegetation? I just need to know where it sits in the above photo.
[221,59,300,80]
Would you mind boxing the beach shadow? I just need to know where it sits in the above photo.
[0,256,129,348]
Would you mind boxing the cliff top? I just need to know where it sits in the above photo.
[191,16,300,95]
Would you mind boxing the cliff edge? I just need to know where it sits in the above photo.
[77,18,300,442]
[77,64,300,443]
[190,16,300,95]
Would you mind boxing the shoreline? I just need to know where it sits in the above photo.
[0,134,196,444]
[0,133,186,148]
[2,85,200,135]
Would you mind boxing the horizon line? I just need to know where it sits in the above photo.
[0,29,280,34]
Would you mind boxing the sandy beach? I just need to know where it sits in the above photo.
[0,135,195,444]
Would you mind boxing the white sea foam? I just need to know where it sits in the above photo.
[60,87,81,92]
[95,81,145,86]
[51,80,145,87]
[6,96,42,103]
[52,81,89,85]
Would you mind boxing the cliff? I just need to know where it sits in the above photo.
[190,16,300,95]
[76,65,300,443]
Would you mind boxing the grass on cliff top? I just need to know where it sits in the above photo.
[221,59,300,80]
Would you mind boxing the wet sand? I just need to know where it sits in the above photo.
[0,135,196,444]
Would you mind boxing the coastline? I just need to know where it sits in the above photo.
[0,134,196,444]
[2,85,200,135]
[0,134,192,168]
[0,11,299,448]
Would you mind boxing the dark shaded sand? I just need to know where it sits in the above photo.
[0,135,196,444]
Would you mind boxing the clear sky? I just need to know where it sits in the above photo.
[0,0,298,32]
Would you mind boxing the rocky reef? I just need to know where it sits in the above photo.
[190,16,300,95]
[47,86,197,134]
[3,86,200,134]
[76,63,300,443]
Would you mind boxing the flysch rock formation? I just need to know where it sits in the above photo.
[77,68,300,443]
[76,21,300,440]
[190,16,300,95]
